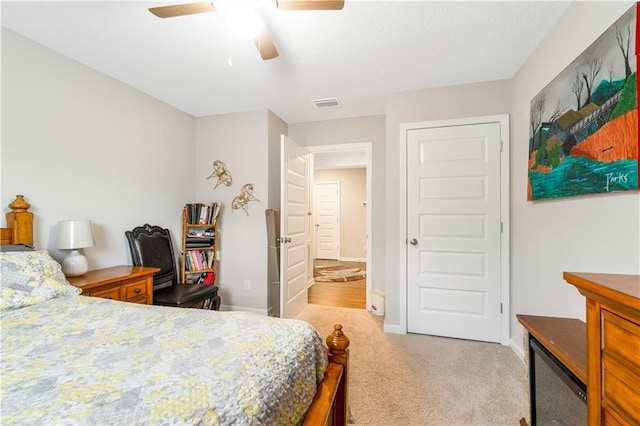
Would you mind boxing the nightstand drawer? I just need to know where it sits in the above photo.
[68,266,159,305]
[123,279,149,301]
[89,287,121,300]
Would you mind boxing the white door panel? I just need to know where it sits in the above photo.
[407,122,502,343]
[280,135,309,319]
[314,182,340,260]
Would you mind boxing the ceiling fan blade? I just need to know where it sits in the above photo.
[276,0,344,10]
[149,2,215,18]
[254,27,279,60]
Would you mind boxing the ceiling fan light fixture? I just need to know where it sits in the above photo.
[226,7,264,39]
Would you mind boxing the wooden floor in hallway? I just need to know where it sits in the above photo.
[308,259,366,309]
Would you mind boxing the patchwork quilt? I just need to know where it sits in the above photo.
[1,295,327,425]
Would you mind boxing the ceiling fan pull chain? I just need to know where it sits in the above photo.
[257,34,261,60]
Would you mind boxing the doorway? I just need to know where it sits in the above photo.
[309,259,367,308]
[306,142,372,311]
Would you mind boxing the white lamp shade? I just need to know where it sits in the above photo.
[55,220,95,250]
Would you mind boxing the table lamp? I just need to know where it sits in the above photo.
[55,220,95,277]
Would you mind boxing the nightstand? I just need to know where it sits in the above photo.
[67,265,160,305]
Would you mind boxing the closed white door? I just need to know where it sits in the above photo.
[280,135,309,319]
[407,122,503,343]
[314,181,340,260]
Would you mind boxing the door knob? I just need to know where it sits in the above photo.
[409,238,418,246]
[285,237,292,243]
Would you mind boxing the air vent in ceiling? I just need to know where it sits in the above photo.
[312,97,341,108]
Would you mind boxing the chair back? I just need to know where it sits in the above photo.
[125,224,178,290]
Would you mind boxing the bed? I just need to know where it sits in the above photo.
[1,194,350,425]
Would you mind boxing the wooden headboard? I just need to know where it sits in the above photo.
[1,194,34,246]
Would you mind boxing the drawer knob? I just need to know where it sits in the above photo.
[134,288,141,294]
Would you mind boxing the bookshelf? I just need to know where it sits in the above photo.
[181,202,221,284]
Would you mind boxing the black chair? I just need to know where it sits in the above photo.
[125,224,220,310]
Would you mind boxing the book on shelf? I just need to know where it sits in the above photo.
[186,243,212,249]
[186,227,215,238]
[194,250,204,270]
[185,236,214,248]
[202,271,215,285]
[185,236,214,244]
[184,272,215,285]
[183,202,223,225]
[187,251,198,270]
[184,249,214,272]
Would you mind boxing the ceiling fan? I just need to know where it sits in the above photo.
[148,1,345,61]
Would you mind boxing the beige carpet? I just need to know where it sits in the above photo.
[295,304,528,426]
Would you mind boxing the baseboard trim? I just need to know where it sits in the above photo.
[511,339,525,363]
[220,304,268,316]
[383,323,404,334]
[339,257,366,263]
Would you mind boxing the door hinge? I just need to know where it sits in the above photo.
[500,140,504,152]
[500,221,503,233]
[500,303,503,314]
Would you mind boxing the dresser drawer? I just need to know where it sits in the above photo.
[122,279,149,301]
[602,310,640,370]
[602,404,629,426]
[89,287,121,300]
[602,310,640,423]
[602,353,640,422]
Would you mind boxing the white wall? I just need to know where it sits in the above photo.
[510,1,640,354]
[384,80,512,328]
[267,110,287,210]
[195,110,279,313]
[1,28,196,268]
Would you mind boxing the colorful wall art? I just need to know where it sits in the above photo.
[528,4,639,201]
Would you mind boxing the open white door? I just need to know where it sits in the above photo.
[279,135,310,318]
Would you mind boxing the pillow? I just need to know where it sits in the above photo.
[1,250,81,311]
[0,243,35,252]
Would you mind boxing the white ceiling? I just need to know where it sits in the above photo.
[1,1,571,124]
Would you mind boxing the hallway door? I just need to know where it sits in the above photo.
[314,181,340,260]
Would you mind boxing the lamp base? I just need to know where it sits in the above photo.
[62,249,89,277]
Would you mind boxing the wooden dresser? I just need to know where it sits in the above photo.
[68,265,160,305]
[564,272,640,425]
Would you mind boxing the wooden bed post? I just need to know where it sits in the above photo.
[303,324,350,426]
[3,195,33,245]
[327,324,350,426]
